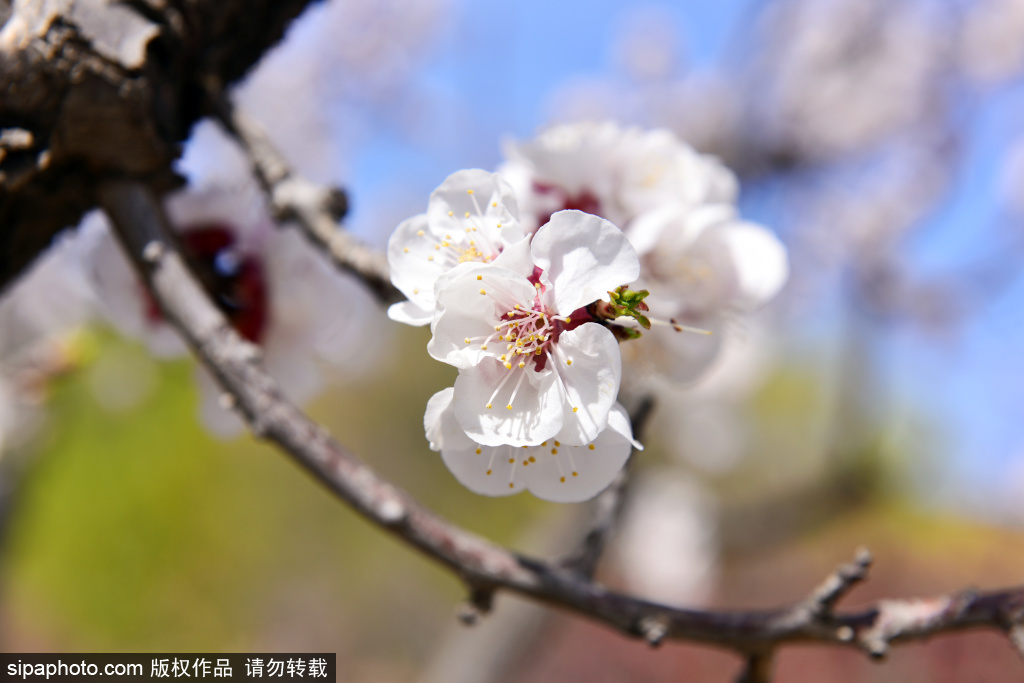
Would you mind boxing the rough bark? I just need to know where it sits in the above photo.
[0,0,315,294]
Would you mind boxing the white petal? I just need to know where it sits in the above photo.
[715,222,789,309]
[490,235,534,278]
[531,210,639,315]
[387,300,432,326]
[428,264,536,369]
[526,403,637,503]
[550,323,621,445]
[453,359,562,447]
[427,169,524,246]
[425,388,519,496]
[387,213,446,313]
[627,203,735,257]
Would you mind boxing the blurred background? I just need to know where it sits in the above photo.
[3,0,1024,680]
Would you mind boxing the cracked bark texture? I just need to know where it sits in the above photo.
[0,0,315,295]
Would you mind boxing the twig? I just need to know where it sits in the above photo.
[207,90,401,304]
[96,178,1024,672]
[735,652,774,683]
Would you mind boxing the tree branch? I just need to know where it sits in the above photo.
[208,91,401,304]
[93,177,1024,678]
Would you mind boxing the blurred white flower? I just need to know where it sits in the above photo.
[499,122,734,234]
[623,203,788,383]
[427,211,638,448]
[614,469,718,606]
[81,179,384,437]
[425,388,639,502]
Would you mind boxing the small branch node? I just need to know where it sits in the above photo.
[639,615,669,648]
[456,585,495,626]
[142,240,165,263]
[376,497,407,526]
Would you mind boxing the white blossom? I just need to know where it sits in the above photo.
[499,121,735,234]
[387,169,524,326]
[81,181,383,437]
[427,210,639,448]
[623,202,788,382]
[425,388,640,502]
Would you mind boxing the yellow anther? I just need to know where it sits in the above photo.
[560,476,566,483]
[464,337,471,344]
[464,211,470,218]
[481,345,488,350]
[565,317,571,323]
[477,275,483,280]
[467,189,474,194]
[434,245,440,250]
[542,442,548,446]
[551,448,558,454]
[413,289,419,294]
[507,344,514,351]
[447,211,453,217]
[506,404,512,410]
[555,441,560,447]
[495,325,502,331]
[492,201,497,207]
[500,354,507,361]
[566,359,573,366]
[572,472,578,477]
[518,361,525,368]
[509,483,514,488]
[588,444,595,450]
[403,247,409,253]
[486,403,493,409]
[535,349,542,355]
[479,289,486,295]
[486,469,492,475]
[504,362,512,370]
[428,255,434,261]
[529,456,536,463]
[475,447,482,454]
[496,223,502,228]
[441,241,449,247]
[446,234,452,239]
[534,282,541,289]
[507,311,515,318]
[417,230,425,236]
[572,407,579,413]
[508,458,514,463]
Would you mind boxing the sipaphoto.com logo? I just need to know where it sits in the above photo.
[6,659,142,679]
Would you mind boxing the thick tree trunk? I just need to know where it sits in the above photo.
[0,0,315,294]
